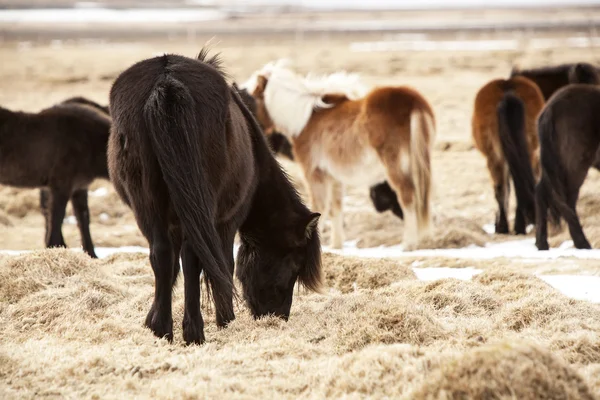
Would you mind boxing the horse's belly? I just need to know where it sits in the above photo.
[321,149,386,186]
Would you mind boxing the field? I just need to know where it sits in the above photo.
[1,8,600,398]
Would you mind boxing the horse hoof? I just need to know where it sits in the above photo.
[183,316,205,345]
[145,307,173,342]
[575,241,592,250]
[536,241,550,251]
[495,225,509,235]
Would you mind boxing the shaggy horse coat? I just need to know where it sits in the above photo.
[535,85,600,250]
[0,101,110,257]
[239,84,404,220]
[108,51,322,344]
[472,77,545,234]
[245,61,435,249]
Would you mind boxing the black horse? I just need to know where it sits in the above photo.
[108,50,323,345]
[0,101,110,258]
[535,84,600,250]
[510,62,600,100]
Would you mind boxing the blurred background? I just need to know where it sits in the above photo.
[0,0,599,251]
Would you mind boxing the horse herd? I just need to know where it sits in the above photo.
[0,49,599,343]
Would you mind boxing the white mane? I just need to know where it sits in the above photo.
[245,60,370,137]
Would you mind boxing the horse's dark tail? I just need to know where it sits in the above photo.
[536,108,579,227]
[497,92,536,224]
[143,74,235,314]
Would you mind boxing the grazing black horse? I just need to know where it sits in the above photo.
[0,101,110,258]
[108,50,323,345]
[535,84,600,250]
[510,62,600,100]
[238,86,405,220]
[39,96,112,250]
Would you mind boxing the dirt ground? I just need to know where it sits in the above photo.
[1,14,600,398]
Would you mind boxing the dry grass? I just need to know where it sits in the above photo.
[1,20,600,399]
[0,249,599,398]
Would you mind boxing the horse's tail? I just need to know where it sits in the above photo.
[497,92,536,223]
[409,106,435,236]
[536,107,577,227]
[143,74,235,314]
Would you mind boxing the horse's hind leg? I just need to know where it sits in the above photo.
[46,188,69,250]
[565,187,591,249]
[181,238,205,345]
[145,223,176,342]
[535,181,550,250]
[488,159,510,234]
[71,189,97,258]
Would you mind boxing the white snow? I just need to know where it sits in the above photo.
[90,187,108,197]
[1,238,598,303]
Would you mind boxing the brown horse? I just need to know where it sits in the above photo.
[244,60,435,249]
[472,77,545,235]
[108,51,322,344]
[0,101,110,257]
[535,85,600,250]
[510,62,600,100]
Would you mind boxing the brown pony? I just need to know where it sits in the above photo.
[472,76,545,234]
[535,85,600,250]
[244,60,435,249]
[108,51,322,344]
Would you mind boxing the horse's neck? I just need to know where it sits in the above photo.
[239,142,300,238]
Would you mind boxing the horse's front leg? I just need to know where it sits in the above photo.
[329,180,345,249]
[304,169,342,248]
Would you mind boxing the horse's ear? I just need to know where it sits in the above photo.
[321,93,348,106]
[305,212,321,239]
[255,75,268,95]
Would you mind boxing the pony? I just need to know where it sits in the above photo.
[472,76,545,234]
[38,96,112,247]
[240,83,404,219]
[535,84,600,250]
[0,101,111,258]
[510,62,600,100]
[107,50,323,345]
[243,60,435,249]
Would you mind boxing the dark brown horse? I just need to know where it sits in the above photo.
[510,62,600,100]
[108,50,323,345]
[39,96,112,250]
[0,101,111,258]
[535,84,600,250]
